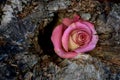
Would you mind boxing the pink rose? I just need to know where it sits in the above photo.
[51,14,98,58]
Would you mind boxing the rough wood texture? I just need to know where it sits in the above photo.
[0,0,120,80]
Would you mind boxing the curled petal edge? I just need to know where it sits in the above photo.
[74,34,99,53]
[82,21,97,35]
[62,23,76,51]
[51,24,78,58]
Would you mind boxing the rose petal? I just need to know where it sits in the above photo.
[82,21,97,34]
[68,34,79,51]
[73,14,80,22]
[75,21,92,34]
[62,14,80,26]
[51,24,63,50]
[54,49,79,58]
[62,23,77,51]
[51,24,78,58]
[74,34,98,53]
[62,18,73,26]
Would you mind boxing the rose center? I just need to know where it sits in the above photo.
[68,29,90,51]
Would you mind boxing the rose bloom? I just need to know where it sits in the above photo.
[51,14,98,58]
